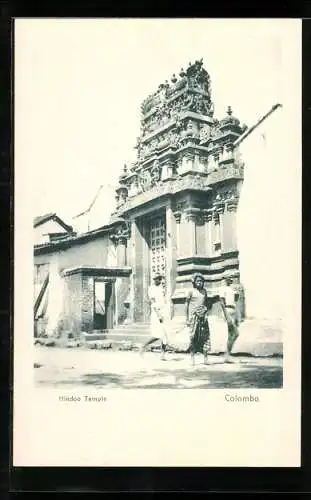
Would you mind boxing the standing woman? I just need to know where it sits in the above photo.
[185,273,219,366]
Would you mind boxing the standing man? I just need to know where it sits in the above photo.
[140,273,169,360]
[219,275,240,363]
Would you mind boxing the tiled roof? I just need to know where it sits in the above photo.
[34,223,112,254]
[33,213,56,227]
[33,213,73,232]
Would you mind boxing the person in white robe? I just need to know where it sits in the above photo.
[140,273,169,360]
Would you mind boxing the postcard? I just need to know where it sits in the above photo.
[14,18,301,467]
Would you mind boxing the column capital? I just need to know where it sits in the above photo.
[226,200,239,212]
[224,142,234,152]
[213,201,225,215]
[173,210,182,224]
[184,207,202,223]
[110,235,128,246]
[203,208,214,222]
[110,221,131,245]
[182,150,195,161]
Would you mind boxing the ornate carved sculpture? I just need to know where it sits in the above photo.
[150,160,161,185]
[140,59,214,138]
[199,124,210,143]
[186,59,210,93]
[114,59,246,211]
[141,169,152,190]
[110,220,131,245]
[168,130,180,149]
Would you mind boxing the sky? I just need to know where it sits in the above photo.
[15,19,298,232]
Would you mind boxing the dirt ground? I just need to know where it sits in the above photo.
[34,346,283,389]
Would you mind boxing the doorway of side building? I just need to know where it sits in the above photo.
[93,279,114,330]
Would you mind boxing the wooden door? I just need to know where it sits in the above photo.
[93,280,115,331]
[105,281,114,329]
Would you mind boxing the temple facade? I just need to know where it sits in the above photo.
[34,60,249,340]
[109,59,246,324]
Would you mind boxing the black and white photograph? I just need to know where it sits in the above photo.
[14,18,301,467]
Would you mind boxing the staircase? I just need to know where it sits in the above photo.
[80,318,187,350]
[81,322,152,349]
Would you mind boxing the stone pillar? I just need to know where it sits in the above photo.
[116,236,127,267]
[181,151,195,174]
[81,274,94,333]
[218,204,225,250]
[111,222,130,267]
[208,154,216,172]
[62,270,88,336]
[214,146,222,168]
[110,222,131,324]
[195,210,206,255]
[141,221,151,322]
[128,218,137,323]
[166,200,177,318]
[132,217,149,323]
[173,210,182,257]
[223,142,234,163]
[162,159,175,180]
[212,202,225,255]
[178,208,198,257]
[222,198,238,252]
[203,208,214,257]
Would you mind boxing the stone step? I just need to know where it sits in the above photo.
[109,328,152,335]
[102,333,152,344]
[114,323,150,329]
[77,318,284,357]
[81,327,152,344]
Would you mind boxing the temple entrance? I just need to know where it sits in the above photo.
[93,280,114,330]
[149,213,167,289]
[132,211,167,323]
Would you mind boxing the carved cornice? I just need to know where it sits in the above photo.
[207,164,244,184]
[116,161,243,215]
[117,173,212,215]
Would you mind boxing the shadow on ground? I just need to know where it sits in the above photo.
[35,363,283,389]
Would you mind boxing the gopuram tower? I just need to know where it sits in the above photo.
[110,59,246,323]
